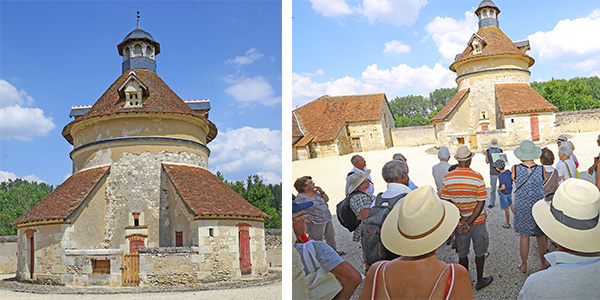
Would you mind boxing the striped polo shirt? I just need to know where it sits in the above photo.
[440,167,487,226]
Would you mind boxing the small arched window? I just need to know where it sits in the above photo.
[124,47,130,60]
[134,44,142,57]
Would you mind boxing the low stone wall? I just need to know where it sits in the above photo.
[138,247,204,286]
[391,125,436,147]
[557,108,600,133]
[0,236,17,274]
[265,229,282,267]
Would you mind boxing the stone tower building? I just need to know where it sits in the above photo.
[431,0,557,150]
[11,17,270,286]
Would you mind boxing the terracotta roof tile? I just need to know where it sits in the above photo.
[292,113,303,137]
[62,70,217,144]
[162,164,270,220]
[430,89,470,122]
[293,93,388,142]
[11,167,110,226]
[450,26,534,71]
[496,83,558,114]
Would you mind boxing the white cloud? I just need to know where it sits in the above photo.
[360,0,428,26]
[225,76,280,106]
[383,40,411,54]
[424,11,478,62]
[0,171,46,184]
[528,11,600,76]
[292,63,455,107]
[309,0,353,18]
[309,0,427,26]
[225,48,264,67]
[23,174,46,184]
[209,127,281,184]
[0,80,55,141]
[0,171,17,182]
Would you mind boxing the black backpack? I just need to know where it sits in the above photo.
[336,190,366,232]
[362,192,408,266]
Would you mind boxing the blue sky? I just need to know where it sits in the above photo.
[0,1,282,186]
[292,0,600,107]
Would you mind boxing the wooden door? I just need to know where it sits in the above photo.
[28,236,34,279]
[351,138,362,152]
[530,115,540,141]
[239,229,252,275]
[130,240,144,253]
[469,134,478,150]
[121,253,139,286]
[175,231,183,247]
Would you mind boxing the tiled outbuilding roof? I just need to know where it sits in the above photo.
[11,166,110,226]
[496,83,558,114]
[430,89,470,122]
[292,113,303,138]
[450,26,534,71]
[62,70,217,144]
[162,164,271,220]
[293,93,389,142]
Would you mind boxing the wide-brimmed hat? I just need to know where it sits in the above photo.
[556,135,568,143]
[347,169,371,193]
[532,178,600,253]
[381,186,459,257]
[293,200,313,213]
[455,146,474,161]
[514,140,542,161]
[487,138,502,148]
[566,140,575,151]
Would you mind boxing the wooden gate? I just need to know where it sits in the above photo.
[121,252,139,286]
[239,228,252,275]
[530,115,540,141]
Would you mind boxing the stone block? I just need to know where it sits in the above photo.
[60,274,74,283]
[197,245,213,253]
[228,244,238,252]
[51,265,67,274]
[88,274,111,286]
[198,262,213,271]
[82,265,92,274]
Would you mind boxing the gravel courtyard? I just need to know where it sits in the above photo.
[293,131,599,299]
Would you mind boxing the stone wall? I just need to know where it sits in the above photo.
[557,108,600,132]
[139,247,201,285]
[391,125,436,147]
[265,229,281,267]
[347,121,387,152]
[0,236,17,274]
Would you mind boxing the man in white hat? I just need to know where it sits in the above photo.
[440,146,493,290]
[345,155,374,196]
[518,179,600,299]
[483,138,503,209]
[346,170,374,243]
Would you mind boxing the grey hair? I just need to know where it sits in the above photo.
[350,155,362,164]
[392,153,405,161]
[438,146,450,160]
[382,160,408,183]
[558,144,572,157]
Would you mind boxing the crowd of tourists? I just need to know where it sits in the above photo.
[292,133,600,299]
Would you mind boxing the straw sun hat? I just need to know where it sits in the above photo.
[347,169,371,194]
[514,140,542,161]
[532,178,600,253]
[455,146,474,161]
[381,186,459,257]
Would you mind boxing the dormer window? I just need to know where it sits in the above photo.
[124,80,143,107]
[472,39,482,54]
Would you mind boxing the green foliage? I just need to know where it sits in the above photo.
[0,179,54,235]
[218,173,282,229]
[389,87,457,128]
[531,77,600,111]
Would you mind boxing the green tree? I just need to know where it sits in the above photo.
[0,179,54,235]
[429,87,457,111]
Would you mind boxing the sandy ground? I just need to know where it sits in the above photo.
[0,274,282,300]
[292,131,599,299]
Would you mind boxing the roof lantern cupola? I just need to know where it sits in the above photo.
[117,11,161,74]
[475,0,500,29]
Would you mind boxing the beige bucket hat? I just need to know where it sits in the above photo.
[514,140,542,161]
[532,178,600,253]
[455,146,474,161]
[347,169,371,194]
[487,138,502,148]
[381,186,459,257]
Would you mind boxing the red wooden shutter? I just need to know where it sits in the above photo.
[530,115,540,141]
[175,231,183,247]
[130,240,144,253]
[239,229,251,275]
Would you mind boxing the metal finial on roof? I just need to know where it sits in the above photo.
[137,11,140,29]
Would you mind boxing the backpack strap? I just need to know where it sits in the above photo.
[347,171,355,177]
[375,192,408,207]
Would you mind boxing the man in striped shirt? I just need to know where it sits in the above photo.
[440,145,493,291]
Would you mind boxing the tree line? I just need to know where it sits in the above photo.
[390,76,600,128]
[0,173,282,236]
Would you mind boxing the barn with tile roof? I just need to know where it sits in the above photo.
[11,17,270,287]
[292,93,395,159]
[430,0,557,150]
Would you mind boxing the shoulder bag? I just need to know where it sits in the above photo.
[302,241,343,300]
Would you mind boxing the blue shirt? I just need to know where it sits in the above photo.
[498,170,512,195]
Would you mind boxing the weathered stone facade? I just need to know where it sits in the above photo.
[0,236,17,274]
[391,125,436,147]
[557,108,600,132]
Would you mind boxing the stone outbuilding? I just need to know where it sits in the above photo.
[292,93,395,160]
[11,18,270,287]
[430,0,558,151]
